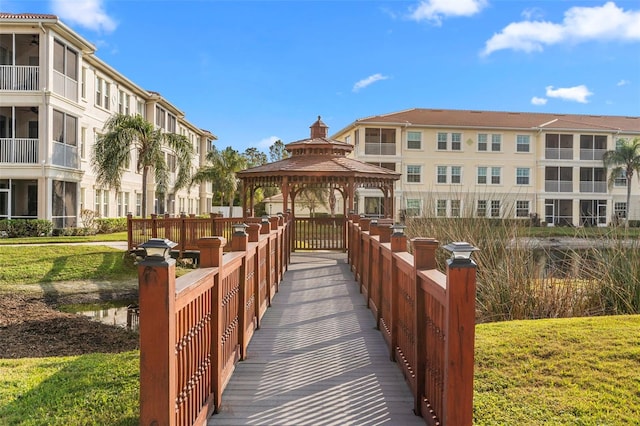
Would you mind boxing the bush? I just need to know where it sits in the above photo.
[95,217,128,234]
[52,227,97,236]
[0,219,53,238]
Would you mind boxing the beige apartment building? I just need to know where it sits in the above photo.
[0,13,216,228]
[332,108,640,227]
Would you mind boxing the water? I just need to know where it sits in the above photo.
[68,302,139,331]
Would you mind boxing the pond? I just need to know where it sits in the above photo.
[61,300,139,331]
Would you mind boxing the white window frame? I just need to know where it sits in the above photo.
[491,134,502,152]
[437,166,447,184]
[478,133,488,151]
[491,167,501,185]
[516,135,530,153]
[516,168,530,185]
[476,200,487,217]
[436,199,447,217]
[516,200,530,218]
[407,131,422,150]
[406,198,421,217]
[477,167,487,184]
[490,200,501,218]
[407,165,422,183]
[451,133,462,151]
[451,166,462,184]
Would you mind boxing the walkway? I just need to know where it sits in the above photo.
[209,252,424,426]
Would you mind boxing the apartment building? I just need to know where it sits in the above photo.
[0,13,216,227]
[332,108,640,227]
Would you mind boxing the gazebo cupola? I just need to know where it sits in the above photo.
[286,116,354,157]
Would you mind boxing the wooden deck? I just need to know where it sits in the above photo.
[208,252,425,426]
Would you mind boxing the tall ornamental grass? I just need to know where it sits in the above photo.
[405,212,640,322]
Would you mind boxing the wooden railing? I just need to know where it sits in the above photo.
[347,216,477,426]
[293,217,346,251]
[137,215,291,425]
[128,213,237,255]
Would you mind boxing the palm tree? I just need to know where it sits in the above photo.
[192,146,247,217]
[603,137,640,227]
[91,114,194,218]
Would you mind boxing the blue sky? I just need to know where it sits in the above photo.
[6,0,640,152]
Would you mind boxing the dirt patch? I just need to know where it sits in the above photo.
[0,291,139,359]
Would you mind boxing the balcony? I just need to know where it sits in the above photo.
[52,141,78,169]
[0,65,39,91]
[580,181,607,193]
[580,149,606,161]
[545,181,573,192]
[0,138,38,163]
[545,148,573,160]
[364,143,396,155]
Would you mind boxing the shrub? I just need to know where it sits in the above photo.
[80,209,99,230]
[52,227,97,236]
[95,217,128,234]
[0,219,53,237]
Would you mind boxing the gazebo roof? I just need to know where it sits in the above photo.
[237,116,400,184]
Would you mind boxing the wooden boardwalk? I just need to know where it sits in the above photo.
[208,252,425,426]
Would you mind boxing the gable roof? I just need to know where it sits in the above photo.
[337,108,640,134]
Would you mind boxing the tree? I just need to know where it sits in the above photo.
[269,139,289,162]
[92,114,193,218]
[603,137,640,228]
[192,146,247,217]
[243,147,267,168]
[297,186,329,217]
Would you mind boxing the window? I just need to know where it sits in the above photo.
[53,110,77,146]
[117,191,130,217]
[156,106,166,129]
[167,153,177,173]
[102,189,109,217]
[366,162,396,171]
[516,135,530,152]
[137,100,145,118]
[95,76,103,107]
[491,167,501,184]
[516,200,530,217]
[614,170,627,187]
[407,165,421,183]
[104,81,110,110]
[437,166,447,183]
[53,39,77,80]
[364,128,396,155]
[95,189,102,215]
[437,132,462,151]
[80,127,86,159]
[406,199,421,217]
[167,113,177,133]
[407,131,421,149]
[478,134,488,151]
[477,200,487,217]
[135,193,142,217]
[118,90,125,114]
[451,133,462,151]
[52,180,77,228]
[614,202,627,219]
[436,200,447,217]
[545,134,573,159]
[491,200,501,218]
[437,132,447,150]
[451,166,461,184]
[477,167,487,184]
[81,67,86,98]
[491,134,501,152]
[516,168,530,185]
[451,199,461,217]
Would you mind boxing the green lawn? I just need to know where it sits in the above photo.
[0,245,136,287]
[1,316,638,425]
[474,315,640,424]
[0,231,128,245]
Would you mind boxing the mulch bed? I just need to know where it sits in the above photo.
[0,294,139,359]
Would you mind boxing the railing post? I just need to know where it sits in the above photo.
[443,255,477,426]
[197,236,226,412]
[138,249,177,426]
[231,227,249,360]
[412,238,439,417]
[151,214,158,238]
[247,223,262,329]
[180,213,187,258]
[390,228,407,361]
[127,213,133,251]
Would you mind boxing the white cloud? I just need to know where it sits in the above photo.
[531,97,548,106]
[51,0,117,33]
[410,0,487,25]
[256,136,280,149]
[482,2,640,56]
[545,85,593,103]
[352,73,389,92]
[617,79,629,86]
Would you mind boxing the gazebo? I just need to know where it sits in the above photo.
[237,116,400,249]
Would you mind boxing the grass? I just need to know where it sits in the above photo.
[0,245,137,287]
[0,231,128,245]
[0,351,139,426]
[1,316,638,425]
[474,315,640,425]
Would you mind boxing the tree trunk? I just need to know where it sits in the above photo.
[626,173,632,229]
[142,166,149,218]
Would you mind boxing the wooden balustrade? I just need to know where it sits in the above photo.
[127,213,237,256]
[138,216,291,426]
[347,219,477,426]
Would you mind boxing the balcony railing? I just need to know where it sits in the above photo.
[365,142,396,155]
[0,65,39,91]
[580,181,607,193]
[545,148,573,160]
[580,149,606,161]
[0,138,39,163]
[53,70,78,102]
[545,181,573,192]
[52,141,78,169]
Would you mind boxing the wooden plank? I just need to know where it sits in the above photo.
[208,253,424,426]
